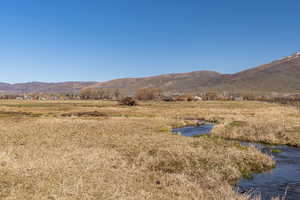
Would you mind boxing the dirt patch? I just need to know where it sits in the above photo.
[61,111,109,117]
[0,111,41,118]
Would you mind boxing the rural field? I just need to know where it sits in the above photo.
[0,100,299,200]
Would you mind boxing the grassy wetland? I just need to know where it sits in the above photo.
[0,100,299,200]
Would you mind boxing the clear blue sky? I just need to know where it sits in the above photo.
[1,0,300,83]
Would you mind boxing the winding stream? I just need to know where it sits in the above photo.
[172,124,300,200]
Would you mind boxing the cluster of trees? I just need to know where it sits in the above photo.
[135,88,163,100]
[0,94,19,99]
[79,88,121,100]
[0,93,82,100]
[264,96,300,111]
[79,87,163,101]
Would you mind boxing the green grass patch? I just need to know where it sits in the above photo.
[192,134,208,138]
[159,126,172,132]
[228,121,247,127]
[271,149,283,153]
[241,169,254,179]
[233,143,248,150]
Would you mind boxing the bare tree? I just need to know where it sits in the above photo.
[135,88,163,101]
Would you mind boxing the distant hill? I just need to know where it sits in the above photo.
[0,82,97,94]
[205,53,300,93]
[86,71,221,95]
[87,52,300,94]
[1,53,300,95]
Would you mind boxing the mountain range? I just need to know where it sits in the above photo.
[1,53,300,95]
[0,82,97,95]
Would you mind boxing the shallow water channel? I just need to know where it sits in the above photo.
[172,125,300,200]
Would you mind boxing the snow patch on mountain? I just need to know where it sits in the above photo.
[277,52,300,61]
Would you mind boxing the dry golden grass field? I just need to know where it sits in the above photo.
[0,100,299,200]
